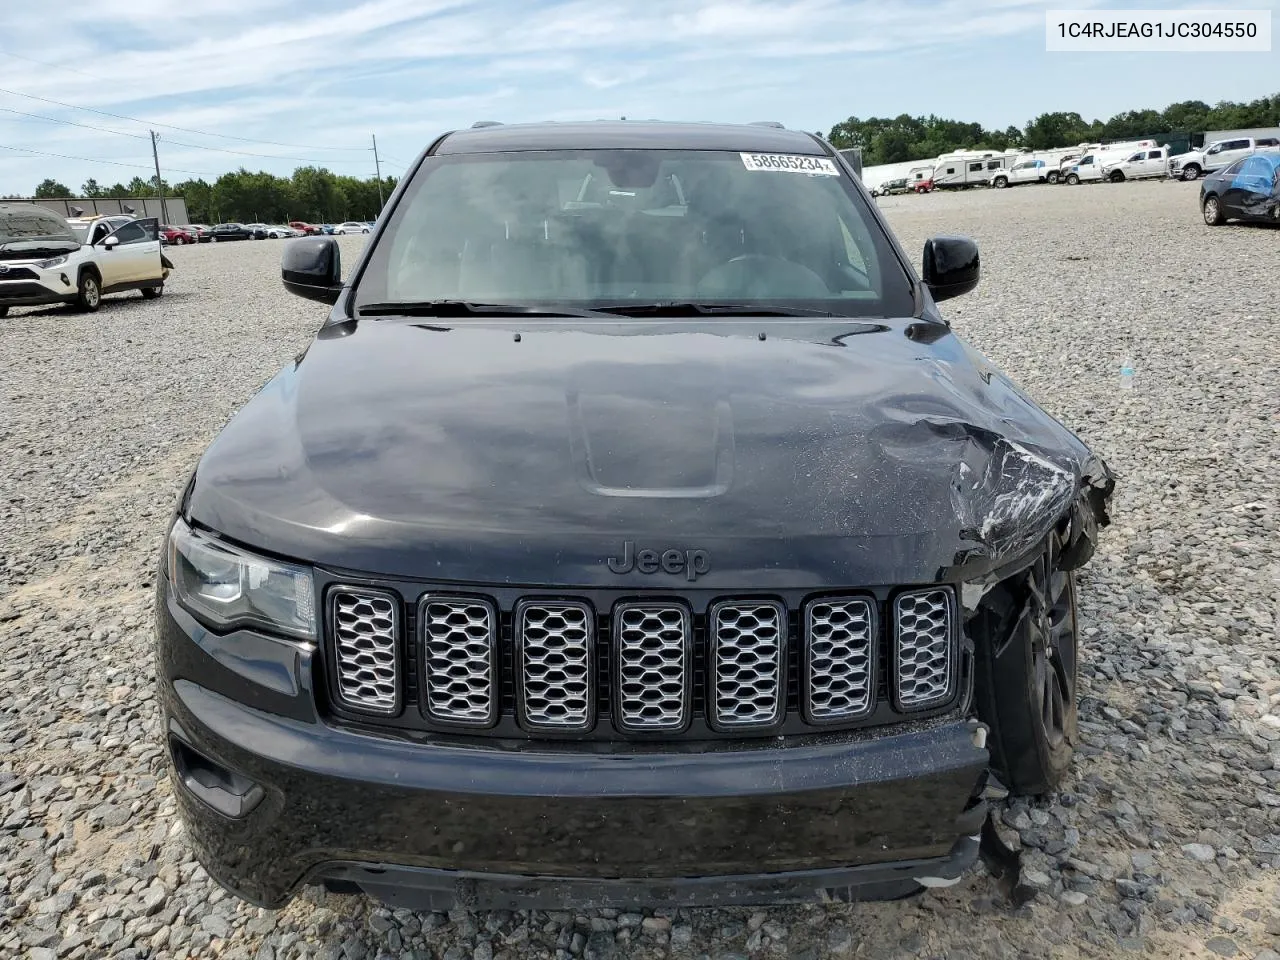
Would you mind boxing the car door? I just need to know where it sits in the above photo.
[1226,155,1276,217]
[1217,140,1251,171]
[1144,148,1164,178]
[91,221,130,289]
[131,218,164,282]
[101,220,152,285]
[1213,158,1251,215]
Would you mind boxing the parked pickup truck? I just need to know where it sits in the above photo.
[990,159,1050,188]
[1100,146,1170,182]
[1169,136,1280,181]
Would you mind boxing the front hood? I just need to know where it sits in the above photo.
[188,318,1112,588]
[0,240,80,261]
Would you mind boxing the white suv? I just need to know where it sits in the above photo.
[0,206,170,316]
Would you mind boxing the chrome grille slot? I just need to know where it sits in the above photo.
[330,589,400,715]
[894,589,954,710]
[420,597,497,726]
[804,597,875,723]
[516,601,594,732]
[710,601,784,729]
[613,603,691,733]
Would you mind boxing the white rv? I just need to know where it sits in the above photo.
[931,150,1018,189]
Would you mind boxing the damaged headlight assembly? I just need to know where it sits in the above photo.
[167,518,316,641]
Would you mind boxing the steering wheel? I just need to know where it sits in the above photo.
[695,254,831,299]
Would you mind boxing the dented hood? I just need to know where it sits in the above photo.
[186,317,1113,588]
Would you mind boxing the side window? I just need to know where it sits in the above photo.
[968,162,982,172]
[1227,140,1250,151]
[1149,150,1163,159]
[1221,158,1248,176]
[1127,152,1143,162]
[946,167,955,174]
[110,222,147,245]
[1206,143,1222,155]
[91,222,111,244]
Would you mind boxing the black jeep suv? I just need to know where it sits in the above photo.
[154,120,1114,911]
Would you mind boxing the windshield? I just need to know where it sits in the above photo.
[0,207,79,247]
[355,148,914,317]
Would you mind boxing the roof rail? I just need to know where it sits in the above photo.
[471,120,503,128]
[749,121,785,129]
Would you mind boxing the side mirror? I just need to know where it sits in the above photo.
[282,236,342,304]
[102,235,119,250]
[922,235,980,303]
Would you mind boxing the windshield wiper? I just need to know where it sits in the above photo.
[591,301,833,317]
[357,300,617,318]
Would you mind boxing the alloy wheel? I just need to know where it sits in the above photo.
[1027,536,1076,749]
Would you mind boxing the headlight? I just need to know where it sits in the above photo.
[35,255,68,269]
[167,518,316,640]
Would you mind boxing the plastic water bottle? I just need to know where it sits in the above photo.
[1119,357,1135,390]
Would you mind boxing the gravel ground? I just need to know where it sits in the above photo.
[2,180,1278,960]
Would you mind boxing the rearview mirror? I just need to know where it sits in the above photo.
[282,236,342,304]
[922,235,980,303]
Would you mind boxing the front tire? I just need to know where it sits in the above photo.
[75,271,102,312]
[1046,170,1060,184]
[0,306,8,318]
[141,285,163,300]
[1181,164,1201,181]
[1109,171,1125,183]
[973,529,1079,796]
[1065,173,1080,185]
[993,176,1008,189]
[1202,195,1225,225]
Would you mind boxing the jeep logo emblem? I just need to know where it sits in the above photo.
[606,541,710,581]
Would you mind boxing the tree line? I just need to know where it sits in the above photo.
[26,167,398,225]
[827,93,1280,166]
[17,92,1280,210]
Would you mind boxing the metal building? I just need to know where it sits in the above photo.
[4,196,189,224]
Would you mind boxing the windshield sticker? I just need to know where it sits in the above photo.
[740,153,840,176]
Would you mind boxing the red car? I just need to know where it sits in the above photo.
[914,178,934,193]
[289,221,322,235]
[161,225,197,245]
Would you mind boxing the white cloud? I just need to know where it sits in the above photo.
[0,0,1271,192]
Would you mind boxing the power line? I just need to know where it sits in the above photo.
[0,105,373,164]
[0,105,151,141]
[0,84,370,152]
[0,142,216,177]
[0,48,104,82]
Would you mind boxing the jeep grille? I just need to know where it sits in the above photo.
[330,589,400,715]
[515,601,594,731]
[803,597,875,723]
[613,603,691,733]
[893,589,955,710]
[420,597,498,726]
[709,601,785,729]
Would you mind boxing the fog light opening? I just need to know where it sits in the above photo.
[170,736,265,819]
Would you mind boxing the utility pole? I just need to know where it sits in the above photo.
[372,134,384,212]
[150,130,169,225]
